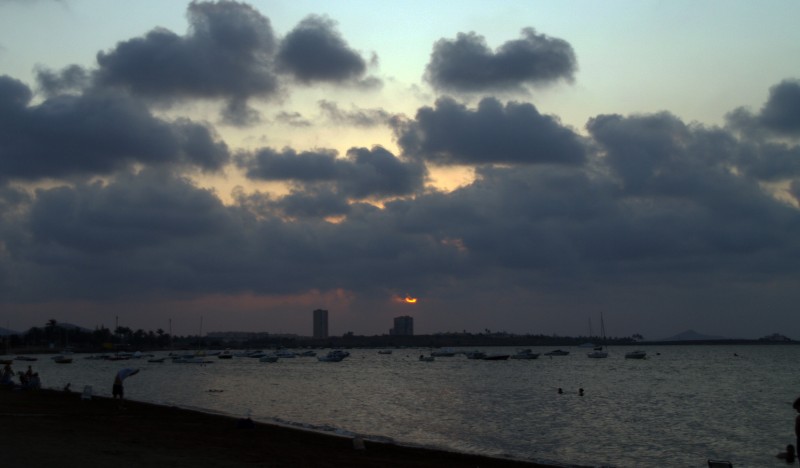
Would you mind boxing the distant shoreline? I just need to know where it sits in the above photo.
[3,338,797,356]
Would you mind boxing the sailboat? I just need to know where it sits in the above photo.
[587,312,609,358]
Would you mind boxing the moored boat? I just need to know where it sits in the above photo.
[587,312,609,358]
[482,353,510,361]
[318,350,347,362]
[625,350,647,359]
[544,349,570,356]
[259,355,279,363]
[510,349,540,360]
[465,350,486,359]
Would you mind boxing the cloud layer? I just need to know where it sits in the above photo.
[1,1,799,337]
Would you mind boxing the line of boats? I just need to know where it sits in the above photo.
[4,347,648,366]
[417,348,648,361]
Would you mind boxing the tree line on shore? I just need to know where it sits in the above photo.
[2,320,794,353]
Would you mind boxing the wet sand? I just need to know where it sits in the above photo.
[0,387,573,467]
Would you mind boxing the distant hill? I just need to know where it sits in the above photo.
[659,329,727,341]
[0,327,20,336]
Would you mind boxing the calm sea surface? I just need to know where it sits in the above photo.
[13,344,800,467]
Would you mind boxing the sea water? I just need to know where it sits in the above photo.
[19,345,800,467]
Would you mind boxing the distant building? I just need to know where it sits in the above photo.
[313,309,329,339]
[390,316,414,336]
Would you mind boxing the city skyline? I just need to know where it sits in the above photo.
[1,1,800,339]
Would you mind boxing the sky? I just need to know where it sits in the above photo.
[1,0,800,339]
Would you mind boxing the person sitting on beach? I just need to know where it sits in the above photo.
[18,371,28,387]
[113,368,140,399]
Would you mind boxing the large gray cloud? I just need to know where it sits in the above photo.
[276,15,376,86]
[726,79,800,138]
[0,76,229,181]
[759,79,800,135]
[93,1,278,125]
[95,1,277,99]
[396,96,586,165]
[425,28,577,93]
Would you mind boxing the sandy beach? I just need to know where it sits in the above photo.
[0,387,571,468]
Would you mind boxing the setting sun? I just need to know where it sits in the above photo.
[404,296,418,304]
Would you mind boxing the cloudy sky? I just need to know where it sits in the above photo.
[1,0,799,339]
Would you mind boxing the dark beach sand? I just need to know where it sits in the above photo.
[0,388,575,468]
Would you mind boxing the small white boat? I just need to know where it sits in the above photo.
[217,350,233,359]
[625,350,647,359]
[544,349,570,356]
[510,349,540,360]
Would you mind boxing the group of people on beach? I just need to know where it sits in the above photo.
[1,363,41,390]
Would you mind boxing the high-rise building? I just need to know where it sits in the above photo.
[390,315,413,336]
[313,309,328,339]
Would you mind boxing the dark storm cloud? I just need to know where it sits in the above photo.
[759,79,800,135]
[318,100,392,127]
[0,76,229,181]
[338,146,427,198]
[94,1,278,106]
[726,79,800,138]
[425,28,576,93]
[238,147,340,181]
[28,169,230,254]
[272,187,351,218]
[395,96,586,165]
[238,145,426,200]
[276,15,374,85]
[0,168,454,301]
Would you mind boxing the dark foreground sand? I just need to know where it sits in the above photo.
[0,388,576,468]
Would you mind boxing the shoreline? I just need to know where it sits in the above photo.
[1,387,583,467]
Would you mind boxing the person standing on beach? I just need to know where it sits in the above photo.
[112,368,139,399]
[794,397,800,455]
